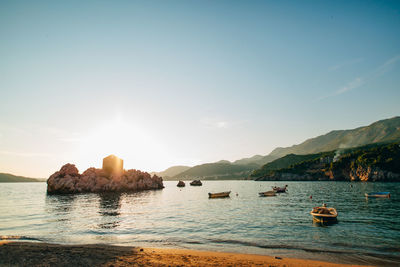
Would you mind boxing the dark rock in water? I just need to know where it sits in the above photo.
[190,180,202,186]
[47,163,164,194]
[177,180,185,187]
[47,164,81,194]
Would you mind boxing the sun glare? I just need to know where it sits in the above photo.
[76,117,166,172]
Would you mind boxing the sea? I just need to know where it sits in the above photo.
[0,181,399,266]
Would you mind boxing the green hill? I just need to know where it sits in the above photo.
[254,142,400,181]
[0,173,43,182]
[233,154,278,166]
[162,116,400,181]
[157,156,278,181]
[270,116,400,158]
[153,165,191,180]
[173,162,258,180]
[250,152,333,178]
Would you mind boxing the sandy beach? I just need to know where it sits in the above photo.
[0,241,371,267]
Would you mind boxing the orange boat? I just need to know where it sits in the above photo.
[208,191,231,198]
[259,191,276,197]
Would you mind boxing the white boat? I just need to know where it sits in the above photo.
[310,205,338,223]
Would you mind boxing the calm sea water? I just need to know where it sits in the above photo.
[0,181,399,265]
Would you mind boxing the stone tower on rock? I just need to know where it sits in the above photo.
[102,154,123,176]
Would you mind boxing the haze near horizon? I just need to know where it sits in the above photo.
[1,0,400,177]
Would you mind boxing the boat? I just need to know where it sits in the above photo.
[259,191,276,197]
[365,192,390,198]
[272,185,287,193]
[177,181,185,187]
[208,191,231,198]
[190,180,202,186]
[310,204,338,224]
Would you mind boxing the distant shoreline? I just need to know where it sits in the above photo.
[0,172,45,183]
[0,241,371,267]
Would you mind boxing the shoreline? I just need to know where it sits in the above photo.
[0,241,372,267]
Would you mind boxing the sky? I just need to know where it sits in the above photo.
[1,0,400,177]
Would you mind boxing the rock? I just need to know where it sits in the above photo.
[47,163,164,194]
[47,164,81,194]
[349,165,400,182]
[189,180,202,186]
[177,181,185,187]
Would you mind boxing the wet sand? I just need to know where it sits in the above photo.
[0,241,370,267]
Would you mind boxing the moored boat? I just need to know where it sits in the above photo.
[259,191,276,197]
[208,191,231,198]
[310,204,338,224]
[190,180,202,186]
[177,181,185,187]
[272,185,287,193]
[365,192,390,198]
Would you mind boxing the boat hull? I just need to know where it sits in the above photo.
[259,191,276,197]
[312,215,338,224]
[310,207,338,224]
[208,191,231,198]
[365,192,390,198]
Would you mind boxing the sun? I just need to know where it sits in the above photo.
[76,117,166,171]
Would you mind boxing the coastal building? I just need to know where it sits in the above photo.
[102,154,123,176]
[319,156,333,164]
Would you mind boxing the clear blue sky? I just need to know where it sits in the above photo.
[1,0,400,177]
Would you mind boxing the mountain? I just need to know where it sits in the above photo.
[172,162,258,180]
[0,173,43,182]
[270,116,400,158]
[157,156,279,180]
[163,116,400,180]
[253,142,400,182]
[250,152,332,178]
[233,154,278,166]
[152,166,191,180]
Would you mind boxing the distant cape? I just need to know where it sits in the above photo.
[0,173,43,183]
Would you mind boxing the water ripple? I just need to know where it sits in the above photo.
[0,181,399,266]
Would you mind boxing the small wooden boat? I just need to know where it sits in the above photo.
[365,192,390,198]
[310,205,338,223]
[272,185,287,193]
[259,191,276,197]
[177,181,185,187]
[208,191,231,198]
[190,180,202,186]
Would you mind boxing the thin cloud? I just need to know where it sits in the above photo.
[329,57,363,71]
[373,54,400,78]
[317,77,363,101]
[200,118,229,129]
[319,54,400,101]
[1,123,83,143]
[216,121,228,128]
[58,137,82,143]
[335,77,364,95]
[0,150,53,157]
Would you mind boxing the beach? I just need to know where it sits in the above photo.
[0,241,370,267]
